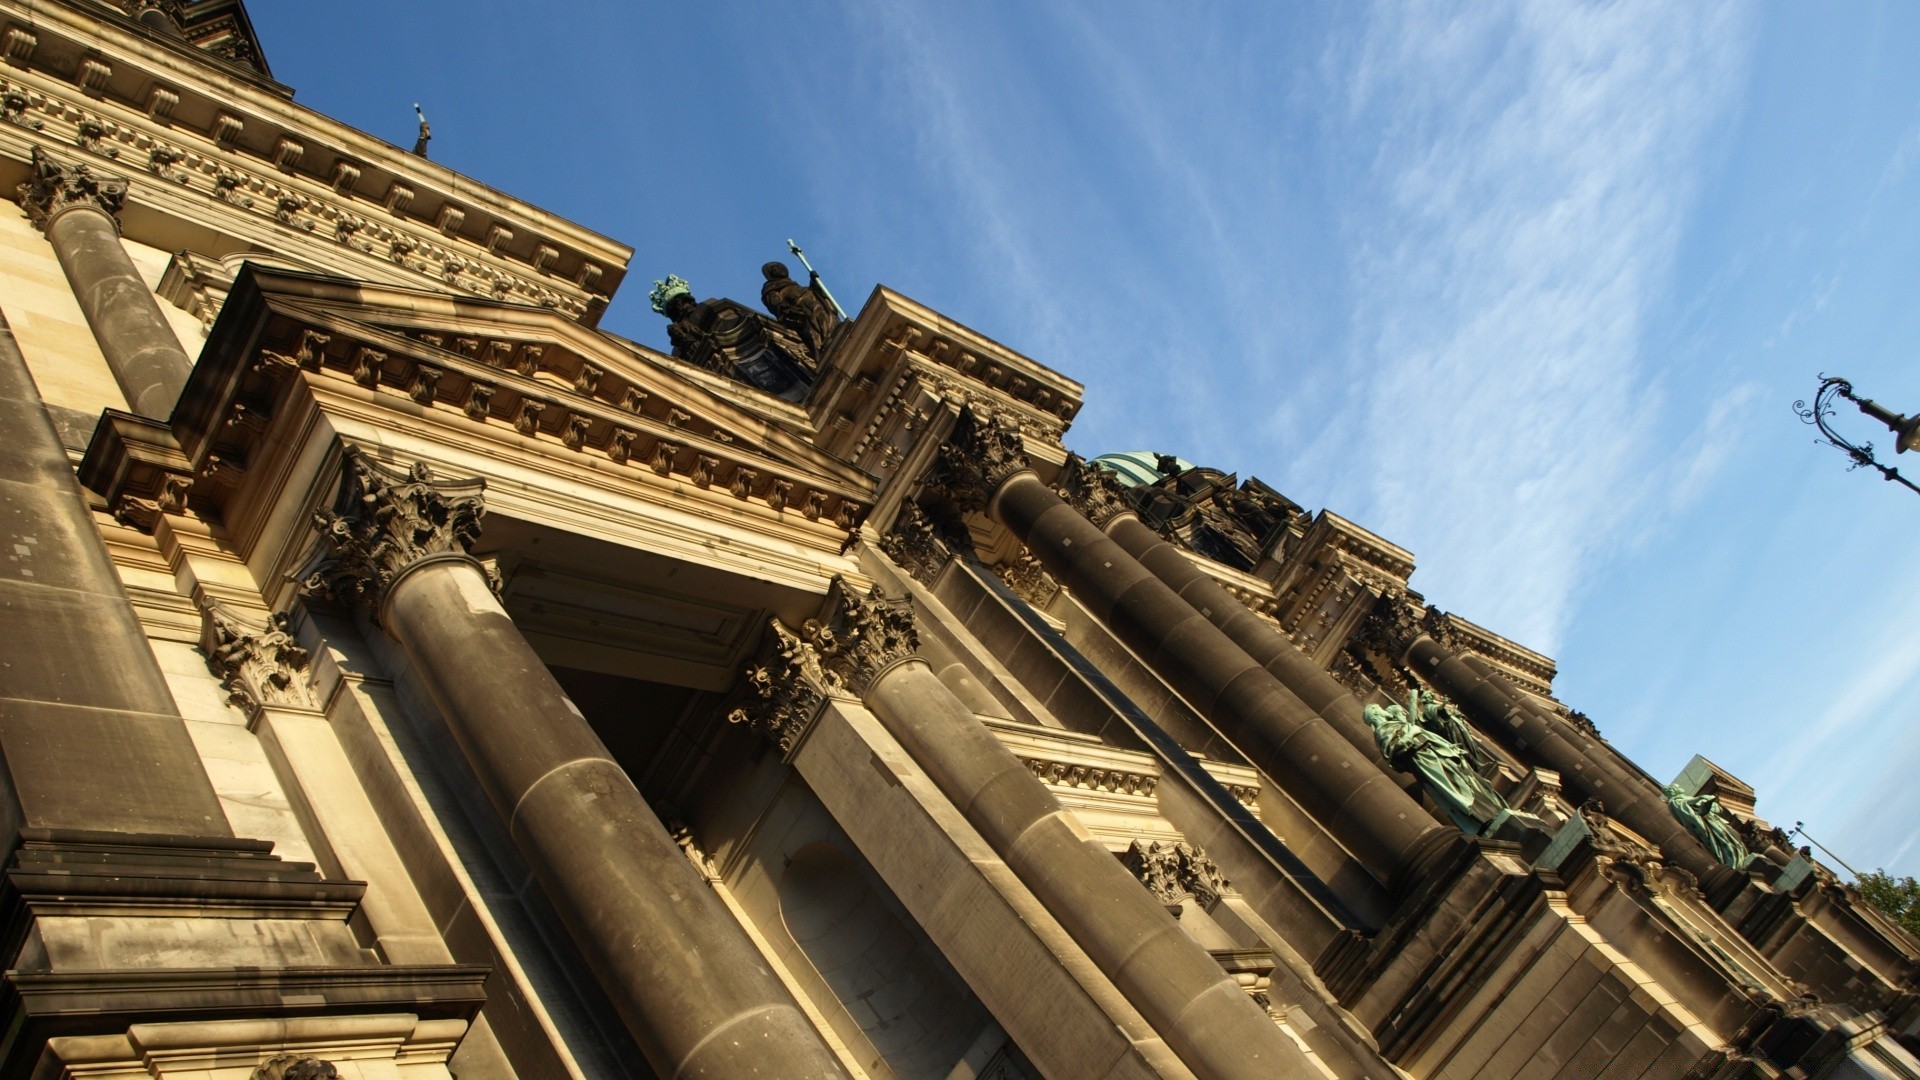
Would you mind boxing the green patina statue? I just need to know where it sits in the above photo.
[1365,694,1513,835]
[1663,783,1756,871]
[1411,689,1495,774]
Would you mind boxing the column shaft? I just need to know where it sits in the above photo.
[1413,641,1738,893]
[0,309,227,842]
[990,473,1452,890]
[44,206,193,419]
[863,657,1314,1080]
[1107,514,1390,765]
[381,557,847,1079]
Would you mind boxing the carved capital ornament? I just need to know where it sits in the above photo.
[200,601,315,712]
[17,146,128,232]
[929,406,1031,513]
[728,579,921,753]
[1056,456,1136,529]
[299,447,491,616]
[1123,839,1230,909]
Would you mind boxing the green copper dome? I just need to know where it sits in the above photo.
[1091,451,1196,488]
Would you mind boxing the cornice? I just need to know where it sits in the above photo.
[80,270,877,613]
[0,13,627,317]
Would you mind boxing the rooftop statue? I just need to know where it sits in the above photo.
[1365,694,1515,835]
[649,274,814,402]
[1664,783,1757,871]
[761,261,840,361]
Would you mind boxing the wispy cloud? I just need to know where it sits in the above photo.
[1303,0,1755,652]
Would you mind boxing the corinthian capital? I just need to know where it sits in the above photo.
[17,145,128,232]
[813,581,920,694]
[200,601,315,712]
[1123,839,1230,908]
[1056,456,1136,528]
[727,621,838,755]
[727,578,921,752]
[1353,590,1427,660]
[299,446,489,613]
[929,406,1030,514]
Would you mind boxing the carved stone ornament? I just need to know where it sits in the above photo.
[727,580,922,752]
[880,501,954,585]
[928,406,1030,514]
[1353,590,1427,661]
[810,579,921,696]
[252,1057,339,1080]
[17,145,128,232]
[1056,456,1136,528]
[994,550,1060,609]
[726,620,838,755]
[298,446,491,614]
[1123,839,1230,909]
[201,601,315,712]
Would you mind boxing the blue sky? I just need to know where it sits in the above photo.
[253,2,1920,877]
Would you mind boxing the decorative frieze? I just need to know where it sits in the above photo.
[200,601,314,712]
[16,145,127,231]
[1123,839,1230,909]
[298,447,490,614]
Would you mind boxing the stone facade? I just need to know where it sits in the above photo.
[0,3,1915,1078]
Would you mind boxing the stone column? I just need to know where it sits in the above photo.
[300,447,847,1080]
[0,307,229,842]
[732,581,1317,1080]
[1358,593,1745,898]
[1099,501,1389,766]
[933,409,1456,892]
[18,146,193,419]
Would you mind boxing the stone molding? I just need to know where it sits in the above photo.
[929,405,1031,514]
[1123,839,1230,909]
[200,600,315,712]
[16,144,127,232]
[0,69,615,318]
[297,446,490,615]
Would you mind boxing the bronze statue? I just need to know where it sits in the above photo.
[761,261,839,360]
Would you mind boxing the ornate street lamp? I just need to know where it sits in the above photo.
[1794,375,1920,496]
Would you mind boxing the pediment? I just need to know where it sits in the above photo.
[121,266,875,538]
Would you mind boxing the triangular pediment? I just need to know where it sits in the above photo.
[167,266,875,533]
